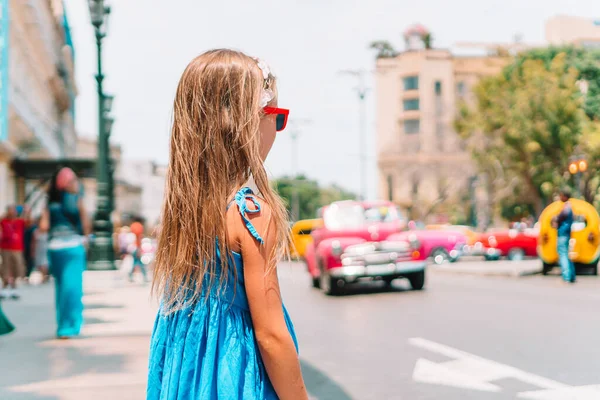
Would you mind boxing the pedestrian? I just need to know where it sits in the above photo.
[0,205,30,299]
[39,167,90,339]
[128,219,149,283]
[553,187,575,283]
[147,50,307,399]
[33,222,50,283]
[24,217,38,278]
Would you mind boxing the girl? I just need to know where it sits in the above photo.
[39,168,90,339]
[148,49,307,399]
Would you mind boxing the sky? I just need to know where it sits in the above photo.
[64,0,598,199]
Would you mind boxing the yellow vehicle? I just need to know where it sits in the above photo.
[538,198,600,275]
[290,219,322,259]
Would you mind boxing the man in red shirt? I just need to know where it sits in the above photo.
[0,205,28,299]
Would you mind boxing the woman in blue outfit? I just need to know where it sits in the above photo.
[148,49,307,399]
[39,167,89,339]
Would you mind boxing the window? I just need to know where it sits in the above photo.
[435,81,442,95]
[403,99,419,111]
[403,76,419,91]
[387,175,394,201]
[404,119,420,134]
[457,81,466,96]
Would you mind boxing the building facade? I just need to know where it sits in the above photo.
[546,16,600,49]
[0,0,77,212]
[375,28,507,223]
[119,160,167,229]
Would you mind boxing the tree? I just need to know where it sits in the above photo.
[369,40,398,59]
[272,175,356,221]
[455,52,588,216]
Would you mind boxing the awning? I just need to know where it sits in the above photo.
[11,158,97,179]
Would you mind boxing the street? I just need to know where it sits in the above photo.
[1,261,600,400]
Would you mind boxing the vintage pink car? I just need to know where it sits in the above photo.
[388,229,467,265]
[303,200,427,295]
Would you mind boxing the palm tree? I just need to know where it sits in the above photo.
[369,40,398,58]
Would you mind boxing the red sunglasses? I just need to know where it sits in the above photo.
[263,107,289,132]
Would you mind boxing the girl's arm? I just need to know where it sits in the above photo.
[235,201,308,400]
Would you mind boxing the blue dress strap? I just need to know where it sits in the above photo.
[232,187,264,245]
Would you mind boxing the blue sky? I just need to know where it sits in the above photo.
[65,0,597,199]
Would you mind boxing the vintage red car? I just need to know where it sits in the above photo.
[388,229,467,265]
[477,227,539,261]
[303,200,426,295]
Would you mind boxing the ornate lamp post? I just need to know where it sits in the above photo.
[87,0,116,270]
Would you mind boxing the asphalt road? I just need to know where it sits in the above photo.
[281,261,600,400]
[1,260,600,400]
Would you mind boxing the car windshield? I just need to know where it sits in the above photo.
[323,203,403,230]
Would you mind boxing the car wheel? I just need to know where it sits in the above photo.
[407,270,425,290]
[311,276,321,289]
[431,248,450,265]
[383,277,395,287]
[507,248,525,262]
[320,267,342,296]
[542,262,553,275]
[575,262,599,276]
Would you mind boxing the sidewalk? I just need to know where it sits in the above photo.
[430,259,543,277]
[0,270,156,400]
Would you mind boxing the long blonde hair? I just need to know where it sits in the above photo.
[153,49,291,312]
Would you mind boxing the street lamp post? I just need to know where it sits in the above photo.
[288,119,311,222]
[568,157,588,199]
[340,69,369,201]
[87,0,116,270]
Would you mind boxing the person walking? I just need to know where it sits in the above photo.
[128,220,149,283]
[39,167,90,339]
[0,205,30,299]
[553,187,575,283]
[147,50,307,399]
[33,224,50,283]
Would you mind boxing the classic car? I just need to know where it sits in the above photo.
[290,218,323,258]
[538,199,599,275]
[478,227,538,261]
[391,229,467,264]
[303,200,425,295]
[427,224,478,244]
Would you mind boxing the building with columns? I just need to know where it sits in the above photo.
[0,0,77,212]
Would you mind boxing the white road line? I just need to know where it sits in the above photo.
[518,385,600,400]
[413,358,502,392]
[409,337,569,391]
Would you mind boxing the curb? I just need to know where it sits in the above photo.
[431,265,542,278]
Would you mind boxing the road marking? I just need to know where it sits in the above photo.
[413,358,501,392]
[408,338,584,400]
[409,337,568,391]
[411,338,600,399]
[518,385,600,399]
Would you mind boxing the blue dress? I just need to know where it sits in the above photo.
[147,188,298,400]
